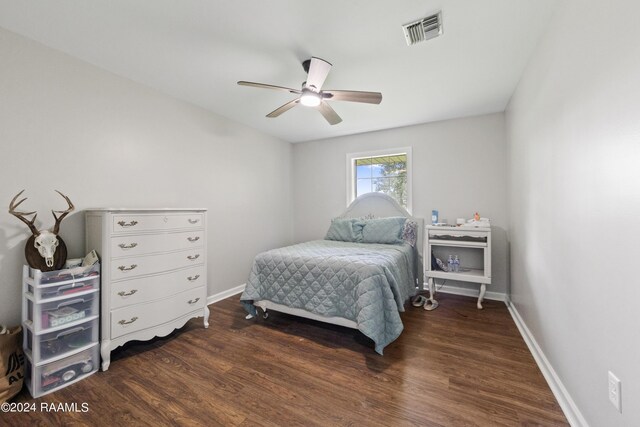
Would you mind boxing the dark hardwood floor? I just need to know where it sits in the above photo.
[3,294,567,426]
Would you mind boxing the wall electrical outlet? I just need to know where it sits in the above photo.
[608,371,622,412]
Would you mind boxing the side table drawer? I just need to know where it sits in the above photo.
[110,286,205,339]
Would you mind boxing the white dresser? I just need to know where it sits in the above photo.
[85,209,208,371]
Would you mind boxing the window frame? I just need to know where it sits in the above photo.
[346,147,413,214]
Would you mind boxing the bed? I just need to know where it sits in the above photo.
[240,193,424,354]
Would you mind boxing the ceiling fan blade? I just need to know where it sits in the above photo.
[316,102,342,125]
[323,90,382,104]
[238,81,301,94]
[306,57,332,91]
[266,99,299,118]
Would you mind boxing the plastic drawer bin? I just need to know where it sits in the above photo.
[24,264,100,301]
[26,291,99,331]
[26,318,98,363]
[25,344,99,398]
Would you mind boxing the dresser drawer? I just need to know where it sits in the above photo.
[110,266,204,309]
[110,287,205,339]
[110,230,204,258]
[112,213,204,234]
[110,249,204,281]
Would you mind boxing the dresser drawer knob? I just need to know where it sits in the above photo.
[118,317,138,325]
[187,254,200,261]
[187,236,200,242]
[117,220,138,227]
[118,243,138,249]
[188,218,200,224]
[118,264,138,271]
[188,298,200,305]
[187,275,200,282]
[118,289,138,297]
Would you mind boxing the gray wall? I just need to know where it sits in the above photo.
[292,113,509,296]
[506,0,640,425]
[0,29,293,326]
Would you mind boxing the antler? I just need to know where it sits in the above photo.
[52,190,74,234]
[8,190,40,236]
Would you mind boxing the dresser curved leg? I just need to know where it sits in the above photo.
[101,341,111,371]
[477,284,486,309]
[203,305,210,329]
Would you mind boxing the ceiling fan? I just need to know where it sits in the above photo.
[237,57,382,125]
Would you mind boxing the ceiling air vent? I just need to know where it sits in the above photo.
[402,12,442,46]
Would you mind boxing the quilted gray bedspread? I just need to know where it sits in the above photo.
[240,240,417,354]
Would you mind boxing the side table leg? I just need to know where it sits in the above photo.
[477,284,486,309]
[424,277,439,311]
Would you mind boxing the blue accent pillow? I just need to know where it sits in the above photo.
[362,217,407,244]
[325,218,365,242]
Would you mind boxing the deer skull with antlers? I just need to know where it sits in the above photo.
[9,190,74,271]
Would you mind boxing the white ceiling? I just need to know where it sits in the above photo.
[0,0,558,143]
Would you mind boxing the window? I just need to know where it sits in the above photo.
[347,148,412,212]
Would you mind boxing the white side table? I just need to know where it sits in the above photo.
[424,225,492,309]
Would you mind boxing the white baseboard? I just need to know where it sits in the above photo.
[207,283,246,306]
[435,284,507,302]
[507,301,588,427]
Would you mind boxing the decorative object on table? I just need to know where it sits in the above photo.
[0,325,25,403]
[8,190,74,271]
[462,216,491,228]
[431,210,438,225]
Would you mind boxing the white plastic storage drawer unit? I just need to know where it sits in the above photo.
[22,264,101,398]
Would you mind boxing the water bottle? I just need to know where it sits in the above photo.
[453,255,460,273]
[447,255,454,272]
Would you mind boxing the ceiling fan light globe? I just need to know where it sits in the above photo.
[300,93,321,107]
